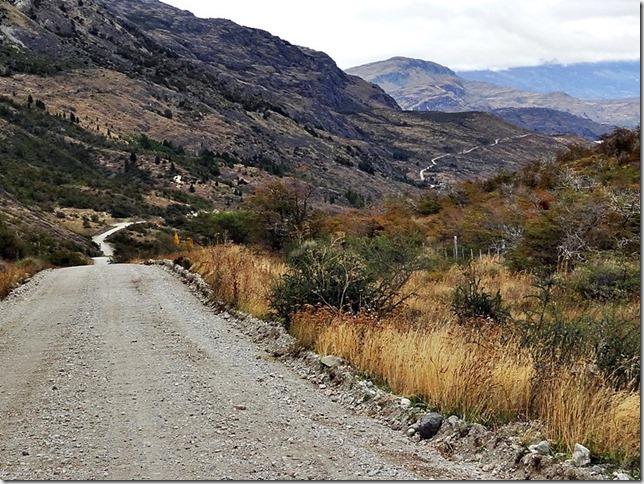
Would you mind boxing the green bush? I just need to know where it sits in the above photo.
[270,234,426,323]
[569,259,640,302]
[592,307,640,390]
[188,210,258,245]
[511,278,639,390]
[451,267,509,326]
[506,216,563,274]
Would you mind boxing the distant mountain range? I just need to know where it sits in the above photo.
[457,61,640,100]
[346,57,640,139]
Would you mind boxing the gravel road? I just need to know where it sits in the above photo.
[0,263,490,480]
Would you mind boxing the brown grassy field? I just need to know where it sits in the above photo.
[185,244,286,317]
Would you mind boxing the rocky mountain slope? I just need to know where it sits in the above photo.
[0,1,570,191]
[346,57,639,133]
[491,107,615,139]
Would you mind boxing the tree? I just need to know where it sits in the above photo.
[173,232,180,247]
[27,94,33,107]
[244,180,314,250]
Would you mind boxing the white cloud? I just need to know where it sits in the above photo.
[160,0,641,70]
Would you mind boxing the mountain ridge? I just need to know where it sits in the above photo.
[0,0,572,194]
[0,0,577,263]
[346,57,640,134]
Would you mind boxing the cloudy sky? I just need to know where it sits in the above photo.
[160,0,640,71]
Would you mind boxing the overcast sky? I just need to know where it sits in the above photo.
[160,0,640,71]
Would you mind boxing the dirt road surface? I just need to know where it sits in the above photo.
[0,263,491,480]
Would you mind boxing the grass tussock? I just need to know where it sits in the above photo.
[186,244,286,316]
[533,374,640,466]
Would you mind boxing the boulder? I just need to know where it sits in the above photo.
[614,472,631,480]
[417,412,443,439]
[320,355,342,368]
[572,443,591,467]
[529,440,551,455]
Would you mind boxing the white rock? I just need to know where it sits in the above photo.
[572,443,591,467]
[400,398,411,408]
[320,355,342,367]
[528,440,550,455]
[614,472,631,480]
[406,428,416,437]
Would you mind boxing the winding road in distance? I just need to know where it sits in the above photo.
[91,221,137,265]
[420,134,531,183]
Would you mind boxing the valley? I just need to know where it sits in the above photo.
[0,0,639,480]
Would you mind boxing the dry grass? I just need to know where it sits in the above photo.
[292,308,639,463]
[186,244,286,317]
[533,374,640,465]
[0,258,49,299]
[292,310,533,423]
[403,254,537,327]
[289,254,640,464]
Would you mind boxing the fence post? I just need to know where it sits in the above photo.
[453,235,458,259]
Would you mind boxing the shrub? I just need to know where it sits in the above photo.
[451,266,509,327]
[506,215,563,274]
[416,192,443,215]
[270,234,426,323]
[569,259,640,302]
[270,237,369,321]
[597,127,640,162]
[591,307,640,390]
[188,210,258,245]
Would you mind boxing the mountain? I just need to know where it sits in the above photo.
[0,1,574,192]
[346,57,639,134]
[0,0,574,263]
[457,61,641,100]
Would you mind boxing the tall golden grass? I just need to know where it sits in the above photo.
[181,246,640,465]
[292,310,533,422]
[0,258,49,299]
[186,244,286,316]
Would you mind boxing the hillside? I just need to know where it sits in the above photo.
[0,0,572,264]
[491,107,615,139]
[346,57,640,132]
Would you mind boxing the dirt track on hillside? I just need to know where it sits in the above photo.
[0,263,493,480]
